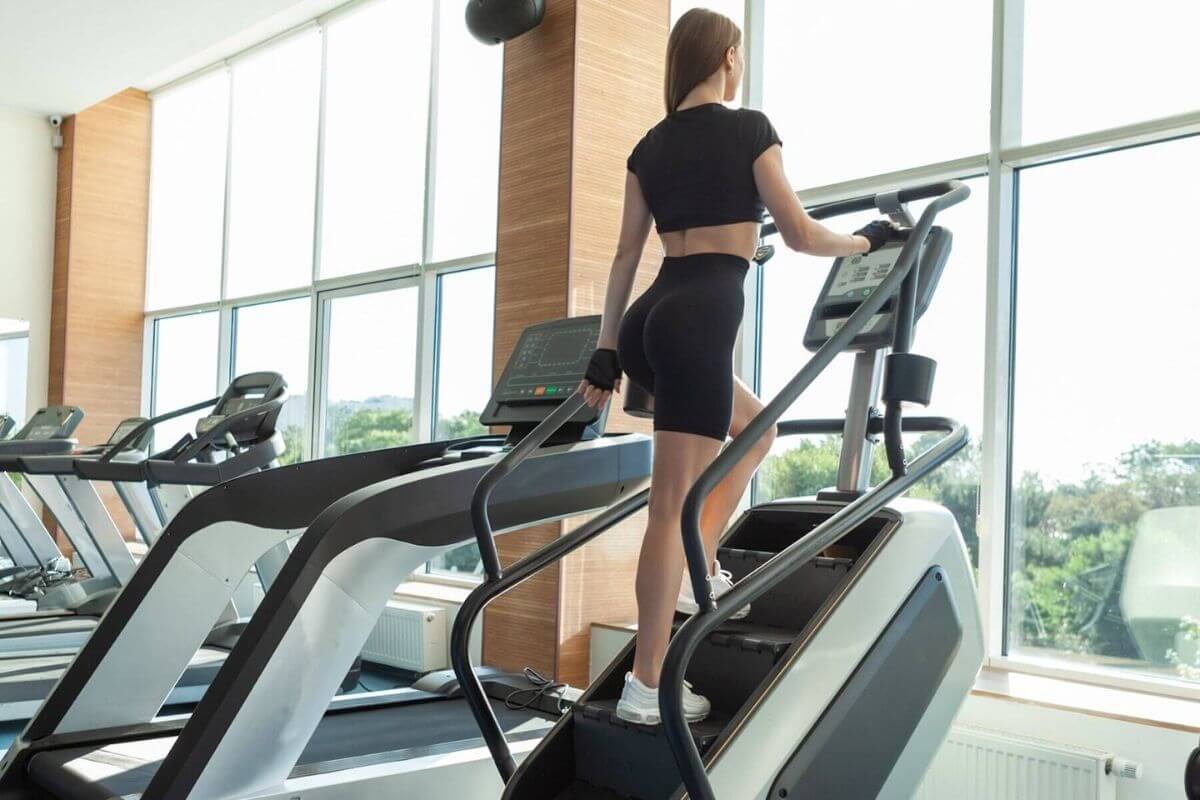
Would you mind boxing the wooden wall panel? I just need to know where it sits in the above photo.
[485,0,670,684]
[557,0,669,686]
[48,89,150,541]
[484,0,578,678]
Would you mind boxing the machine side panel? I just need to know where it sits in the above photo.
[768,566,962,798]
[702,500,983,800]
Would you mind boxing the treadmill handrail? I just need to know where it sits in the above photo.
[171,389,289,463]
[453,486,651,781]
[660,420,969,800]
[98,396,220,462]
[680,180,969,617]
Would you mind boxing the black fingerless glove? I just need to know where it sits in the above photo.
[584,348,621,391]
[854,219,897,253]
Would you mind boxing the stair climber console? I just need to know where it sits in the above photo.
[456,181,985,800]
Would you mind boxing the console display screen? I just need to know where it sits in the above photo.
[828,243,903,301]
[493,319,600,403]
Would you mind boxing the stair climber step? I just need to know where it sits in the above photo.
[671,619,796,715]
[716,546,852,630]
[572,700,727,800]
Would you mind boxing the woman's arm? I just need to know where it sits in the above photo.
[753,145,871,257]
[580,171,654,409]
[597,172,654,348]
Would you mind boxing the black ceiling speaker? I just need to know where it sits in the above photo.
[465,0,545,45]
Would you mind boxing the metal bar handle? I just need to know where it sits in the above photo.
[98,396,220,462]
[452,487,651,783]
[471,392,587,582]
[172,391,289,463]
[680,180,969,614]
[662,421,969,800]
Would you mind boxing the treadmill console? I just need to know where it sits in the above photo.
[803,227,952,352]
[481,316,606,434]
[107,417,153,451]
[0,416,13,440]
[11,406,84,442]
[195,372,287,445]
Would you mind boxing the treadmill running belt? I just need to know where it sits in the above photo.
[0,617,97,640]
[28,698,555,799]
[0,648,227,706]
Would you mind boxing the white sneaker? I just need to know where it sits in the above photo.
[615,672,710,725]
[676,560,750,620]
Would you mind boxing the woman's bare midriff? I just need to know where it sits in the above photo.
[659,221,760,261]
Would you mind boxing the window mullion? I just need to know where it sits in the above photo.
[977,0,1025,662]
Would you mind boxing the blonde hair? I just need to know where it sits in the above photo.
[664,8,742,114]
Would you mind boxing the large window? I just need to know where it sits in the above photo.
[225,30,322,298]
[320,284,419,457]
[144,0,503,584]
[755,178,988,566]
[761,1,990,188]
[0,320,30,425]
[321,1,432,276]
[430,0,503,262]
[434,267,495,441]
[145,70,228,310]
[748,0,1198,698]
[151,312,220,450]
[1008,139,1200,685]
[233,298,312,464]
[1021,1,1200,144]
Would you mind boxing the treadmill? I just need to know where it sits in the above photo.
[0,316,654,800]
[0,375,291,722]
[0,418,155,655]
[0,407,86,616]
[483,181,983,800]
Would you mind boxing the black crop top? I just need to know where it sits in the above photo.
[626,104,782,233]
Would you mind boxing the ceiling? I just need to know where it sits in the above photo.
[0,0,350,115]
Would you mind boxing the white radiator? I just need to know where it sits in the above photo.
[914,725,1117,800]
[362,601,447,672]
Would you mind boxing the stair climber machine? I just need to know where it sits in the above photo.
[0,374,293,723]
[0,316,653,800]
[448,180,985,800]
[0,416,156,653]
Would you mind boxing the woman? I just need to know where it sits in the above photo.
[577,8,894,725]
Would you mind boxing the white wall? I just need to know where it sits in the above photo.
[0,107,56,419]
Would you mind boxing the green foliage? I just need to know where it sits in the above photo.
[760,432,1200,678]
[327,407,414,456]
[279,425,305,466]
[1011,439,1200,670]
[437,409,487,440]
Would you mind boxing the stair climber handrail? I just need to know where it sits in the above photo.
[664,179,969,800]
[661,418,968,800]
[681,180,968,617]
[457,391,646,780]
[452,487,650,781]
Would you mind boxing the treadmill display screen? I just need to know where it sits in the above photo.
[108,420,144,445]
[493,318,600,404]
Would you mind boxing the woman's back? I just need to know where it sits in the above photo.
[627,103,780,259]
